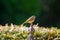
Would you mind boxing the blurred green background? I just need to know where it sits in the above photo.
[0,0,60,27]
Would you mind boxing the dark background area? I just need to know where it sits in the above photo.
[0,0,60,27]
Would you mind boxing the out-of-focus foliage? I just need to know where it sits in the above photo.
[0,0,41,25]
[38,0,60,27]
[0,0,60,27]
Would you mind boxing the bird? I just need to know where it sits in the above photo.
[23,16,36,24]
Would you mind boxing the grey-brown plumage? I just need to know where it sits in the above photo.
[22,16,36,24]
